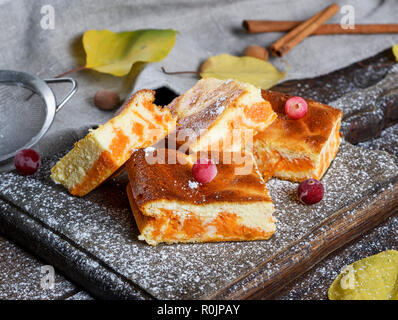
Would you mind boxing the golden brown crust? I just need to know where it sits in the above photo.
[115,89,155,116]
[165,78,276,152]
[126,184,274,246]
[256,90,343,155]
[126,184,154,235]
[70,150,118,196]
[126,148,272,208]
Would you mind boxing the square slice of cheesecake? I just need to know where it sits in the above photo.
[126,148,275,246]
[51,89,176,196]
[166,78,277,153]
[254,90,343,182]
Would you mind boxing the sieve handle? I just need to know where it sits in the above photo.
[44,78,78,112]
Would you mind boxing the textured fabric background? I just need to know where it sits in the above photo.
[0,0,397,158]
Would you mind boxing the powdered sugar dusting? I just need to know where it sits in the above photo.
[144,146,156,155]
[0,137,396,299]
[329,65,398,143]
[278,210,398,300]
[209,96,227,116]
[188,180,199,189]
[0,233,77,300]
[358,123,398,163]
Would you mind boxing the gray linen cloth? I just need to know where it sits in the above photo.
[0,0,397,159]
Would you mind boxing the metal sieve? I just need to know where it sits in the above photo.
[0,70,77,162]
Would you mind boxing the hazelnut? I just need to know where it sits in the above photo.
[94,89,120,110]
[244,45,269,61]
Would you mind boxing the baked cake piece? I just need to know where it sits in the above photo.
[51,90,176,196]
[254,90,343,182]
[126,148,275,246]
[166,78,277,153]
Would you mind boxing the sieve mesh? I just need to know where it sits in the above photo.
[0,84,47,155]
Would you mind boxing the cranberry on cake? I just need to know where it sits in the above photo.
[254,91,343,182]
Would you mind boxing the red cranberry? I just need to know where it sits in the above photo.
[192,158,217,184]
[14,149,41,175]
[285,96,308,120]
[298,179,324,205]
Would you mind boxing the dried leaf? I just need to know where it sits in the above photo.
[83,29,177,76]
[328,250,398,300]
[200,54,285,90]
[393,44,398,61]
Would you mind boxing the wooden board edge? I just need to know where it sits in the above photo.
[208,179,398,300]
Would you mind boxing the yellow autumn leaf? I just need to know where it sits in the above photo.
[83,29,177,76]
[200,54,285,90]
[328,250,398,300]
[393,44,398,61]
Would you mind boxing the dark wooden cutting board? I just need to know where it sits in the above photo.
[272,48,398,144]
[215,48,398,299]
[0,49,397,300]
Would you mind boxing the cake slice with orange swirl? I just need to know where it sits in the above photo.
[126,148,275,246]
[254,91,343,182]
[166,78,277,153]
[51,90,176,196]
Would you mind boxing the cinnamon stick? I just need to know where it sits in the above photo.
[243,20,398,35]
[269,4,339,57]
